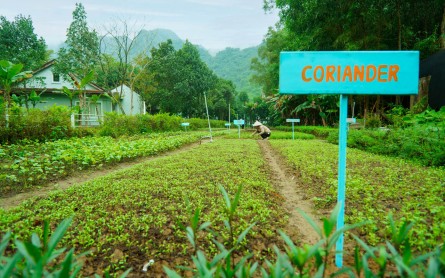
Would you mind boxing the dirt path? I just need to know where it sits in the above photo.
[258,140,321,245]
[0,142,202,210]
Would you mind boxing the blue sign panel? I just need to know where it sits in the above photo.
[280,51,419,95]
[233,120,245,125]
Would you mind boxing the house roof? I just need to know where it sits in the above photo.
[111,84,140,95]
[28,59,106,93]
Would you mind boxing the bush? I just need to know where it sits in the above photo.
[365,114,382,128]
[99,113,227,137]
[186,118,226,129]
[0,105,73,144]
[275,125,337,139]
[326,126,445,167]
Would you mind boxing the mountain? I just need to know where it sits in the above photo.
[205,46,262,98]
[101,28,262,98]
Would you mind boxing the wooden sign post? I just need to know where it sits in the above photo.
[279,51,419,267]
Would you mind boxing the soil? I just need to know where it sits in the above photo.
[257,140,321,246]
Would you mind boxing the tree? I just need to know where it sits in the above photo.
[99,19,150,114]
[209,78,236,120]
[132,54,157,113]
[0,15,47,71]
[0,60,32,107]
[146,40,178,114]
[174,41,218,117]
[260,0,444,122]
[55,3,100,80]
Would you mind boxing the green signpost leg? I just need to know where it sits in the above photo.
[336,94,348,267]
[292,122,295,140]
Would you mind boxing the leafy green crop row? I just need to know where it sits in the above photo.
[222,129,315,140]
[270,139,445,252]
[0,131,224,195]
[0,139,286,276]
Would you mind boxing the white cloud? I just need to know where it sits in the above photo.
[2,0,279,50]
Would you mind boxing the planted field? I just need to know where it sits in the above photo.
[0,131,227,196]
[0,139,286,276]
[222,129,315,140]
[270,139,445,251]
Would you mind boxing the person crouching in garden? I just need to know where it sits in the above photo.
[252,121,271,140]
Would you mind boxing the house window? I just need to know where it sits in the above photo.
[53,73,60,82]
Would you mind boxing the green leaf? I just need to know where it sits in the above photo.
[0,232,11,255]
[47,217,73,256]
[31,233,41,248]
[59,248,74,277]
[231,185,243,215]
[14,240,40,265]
[163,266,182,278]
[219,184,231,213]
[1,252,23,277]
[186,227,195,248]
[296,208,322,238]
[236,222,256,245]
[198,222,211,231]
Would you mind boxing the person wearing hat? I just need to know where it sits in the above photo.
[252,121,271,140]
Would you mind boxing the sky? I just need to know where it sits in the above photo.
[1,0,279,51]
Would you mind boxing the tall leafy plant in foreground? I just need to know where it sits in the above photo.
[0,60,32,107]
[164,191,445,277]
[0,217,82,277]
[0,217,131,277]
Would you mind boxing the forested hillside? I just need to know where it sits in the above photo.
[204,47,262,98]
[100,28,261,98]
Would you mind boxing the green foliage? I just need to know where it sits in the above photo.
[326,123,445,167]
[0,217,84,277]
[0,132,207,195]
[1,139,284,276]
[206,46,262,99]
[271,139,445,251]
[365,114,382,128]
[266,0,442,54]
[144,40,235,118]
[99,112,229,137]
[280,125,336,139]
[99,113,183,137]
[165,199,444,277]
[0,15,47,71]
[0,60,33,105]
[186,118,227,129]
[0,105,73,144]
[55,3,100,79]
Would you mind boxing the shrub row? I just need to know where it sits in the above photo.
[327,126,445,167]
[274,125,337,139]
[98,113,227,137]
[0,106,76,144]
[0,106,227,143]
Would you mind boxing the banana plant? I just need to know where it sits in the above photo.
[0,60,32,107]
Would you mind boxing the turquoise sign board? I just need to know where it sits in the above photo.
[181,123,190,126]
[233,120,244,125]
[279,50,419,268]
[280,51,419,95]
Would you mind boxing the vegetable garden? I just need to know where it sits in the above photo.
[1,129,444,277]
